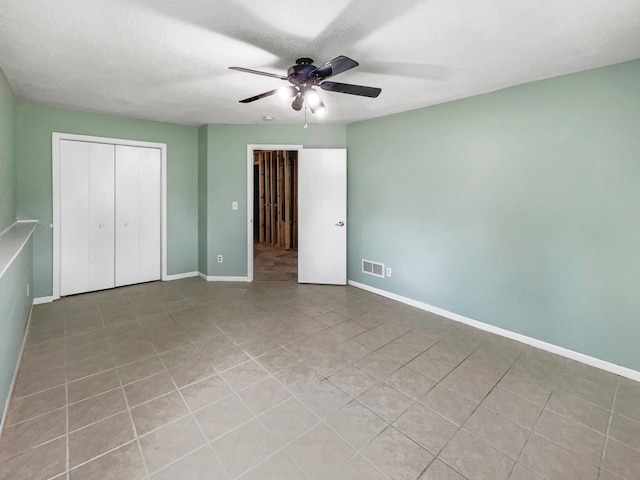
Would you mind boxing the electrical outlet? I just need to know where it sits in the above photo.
[232,201,238,210]
[217,255,223,263]
[386,267,392,278]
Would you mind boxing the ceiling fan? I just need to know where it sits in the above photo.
[229,56,381,115]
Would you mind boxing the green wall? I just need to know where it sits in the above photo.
[204,124,347,277]
[0,237,33,415]
[347,59,640,371]
[198,125,208,274]
[0,68,16,232]
[16,104,199,297]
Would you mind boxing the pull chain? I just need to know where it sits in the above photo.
[303,105,308,128]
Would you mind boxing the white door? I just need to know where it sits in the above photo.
[59,140,116,296]
[115,145,162,287]
[298,149,347,285]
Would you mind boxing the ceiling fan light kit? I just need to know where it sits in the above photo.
[229,56,381,119]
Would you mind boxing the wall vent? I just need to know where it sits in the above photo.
[362,259,385,278]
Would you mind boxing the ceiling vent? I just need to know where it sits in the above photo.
[362,259,385,278]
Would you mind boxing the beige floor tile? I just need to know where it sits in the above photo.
[194,394,253,441]
[238,450,305,480]
[440,429,514,480]
[326,401,388,450]
[463,406,530,459]
[69,411,135,468]
[329,365,379,398]
[5,385,66,426]
[508,464,545,480]
[534,409,605,464]
[298,380,351,419]
[421,384,479,426]
[4,280,640,480]
[0,407,66,460]
[68,387,127,431]
[608,414,640,451]
[601,438,640,480]
[13,365,66,398]
[0,437,66,480]
[520,433,598,480]
[397,330,442,352]
[68,369,121,403]
[131,391,189,435]
[220,360,269,391]
[69,441,146,480]
[358,383,414,422]
[305,351,350,377]
[276,361,324,394]
[287,423,356,480]
[418,459,466,480]
[613,392,640,423]
[255,347,300,374]
[355,352,402,380]
[496,371,553,406]
[439,367,495,403]
[482,387,542,429]
[150,445,227,480]
[179,374,233,411]
[117,356,166,385]
[394,403,458,455]
[385,366,436,400]
[556,373,615,410]
[331,454,387,480]
[378,340,422,365]
[260,398,320,446]
[364,426,433,480]
[238,377,291,415]
[139,416,206,474]
[546,390,610,433]
[406,353,456,382]
[211,419,279,479]
[331,339,373,363]
[124,371,176,407]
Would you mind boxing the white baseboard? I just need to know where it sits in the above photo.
[348,280,640,383]
[199,273,250,282]
[164,271,199,281]
[33,296,56,305]
[0,305,33,439]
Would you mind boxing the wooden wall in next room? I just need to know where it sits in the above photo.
[254,150,298,250]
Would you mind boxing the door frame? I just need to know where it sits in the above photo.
[246,144,302,282]
[52,132,168,300]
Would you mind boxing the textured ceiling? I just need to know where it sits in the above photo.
[1,0,639,126]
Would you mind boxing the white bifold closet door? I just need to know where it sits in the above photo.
[115,145,161,287]
[60,140,116,296]
[59,140,161,296]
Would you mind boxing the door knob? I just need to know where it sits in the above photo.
[124,222,130,227]
[335,221,345,227]
[98,224,104,229]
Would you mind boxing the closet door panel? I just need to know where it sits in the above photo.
[60,140,115,296]
[115,146,161,287]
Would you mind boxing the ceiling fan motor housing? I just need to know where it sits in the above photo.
[287,58,318,85]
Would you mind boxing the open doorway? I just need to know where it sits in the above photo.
[252,149,299,281]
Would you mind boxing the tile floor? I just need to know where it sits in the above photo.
[1,278,639,480]
[253,243,298,282]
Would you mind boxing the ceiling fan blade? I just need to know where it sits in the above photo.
[229,67,288,81]
[310,56,359,80]
[239,89,279,103]
[320,81,381,98]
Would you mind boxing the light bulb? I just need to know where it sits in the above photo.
[305,90,320,107]
[315,105,326,116]
[278,86,294,100]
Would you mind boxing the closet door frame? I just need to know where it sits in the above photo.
[52,132,168,300]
